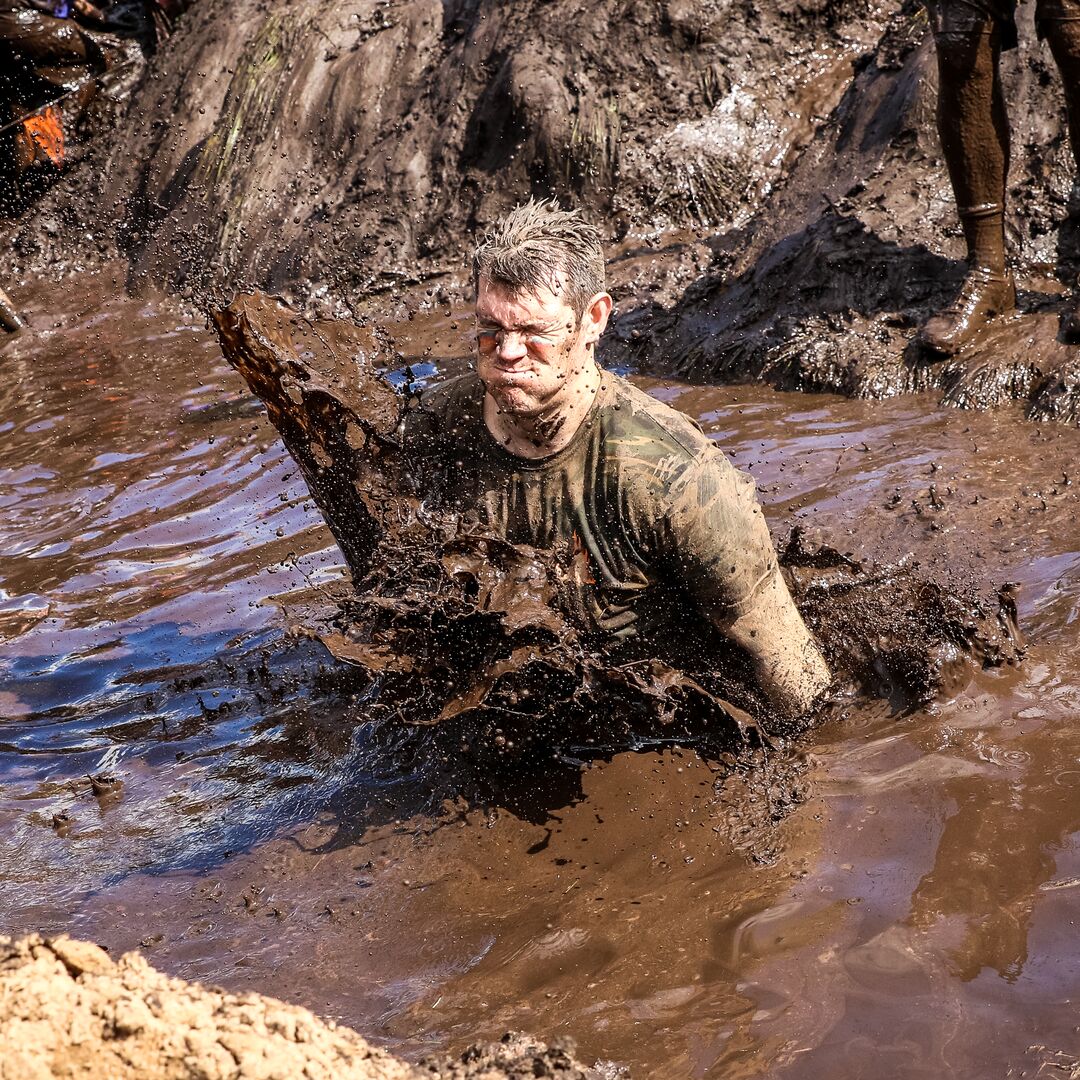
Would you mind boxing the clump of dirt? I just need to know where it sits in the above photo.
[0,935,604,1080]
[212,292,1024,763]
[418,1033,608,1080]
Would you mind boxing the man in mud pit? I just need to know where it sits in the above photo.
[918,0,1080,354]
[404,200,831,719]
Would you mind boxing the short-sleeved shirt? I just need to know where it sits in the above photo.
[402,371,778,659]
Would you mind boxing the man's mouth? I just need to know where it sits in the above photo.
[489,366,537,383]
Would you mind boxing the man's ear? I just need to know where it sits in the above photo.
[582,291,613,344]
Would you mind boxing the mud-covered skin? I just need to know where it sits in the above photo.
[214,292,1023,758]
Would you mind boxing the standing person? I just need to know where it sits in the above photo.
[404,200,831,719]
[918,0,1080,354]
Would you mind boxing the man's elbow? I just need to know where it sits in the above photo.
[725,574,831,717]
[764,640,831,718]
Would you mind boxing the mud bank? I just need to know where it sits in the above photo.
[615,1,1080,419]
[4,0,886,306]
[0,935,600,1079]
[8,1,1080,414]
[212,291,1023,757]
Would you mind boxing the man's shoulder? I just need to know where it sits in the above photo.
[600,374,716,467]
[416,370,483,417]
[404,370,484,445]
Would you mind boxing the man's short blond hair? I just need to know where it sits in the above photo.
[472,199,606,319]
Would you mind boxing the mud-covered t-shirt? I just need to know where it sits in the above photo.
[403,371,778,649]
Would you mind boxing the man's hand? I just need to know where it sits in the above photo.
[724,571,830,718]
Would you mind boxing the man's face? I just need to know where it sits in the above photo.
[474,275,591,417]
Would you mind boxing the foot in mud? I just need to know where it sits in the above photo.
[916,267,1017,358]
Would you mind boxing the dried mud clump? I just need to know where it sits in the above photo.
[213,293,1024,760]
[0,935,605,1080]
[0,933,414,1079]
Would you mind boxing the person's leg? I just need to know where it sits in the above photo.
[918,12,1017,354]
[1040,3,1080,335]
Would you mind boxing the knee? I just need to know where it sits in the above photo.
[934,29,995,83]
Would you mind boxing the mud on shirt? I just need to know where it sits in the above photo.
[403,370,778,656]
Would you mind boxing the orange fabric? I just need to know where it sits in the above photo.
[22,107,65,167]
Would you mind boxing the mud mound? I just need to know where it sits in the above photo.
[6,0,887,309]
[212,292,1023,758]
[0,935,602,1080]
[616,1,1080,419]
[7,0,1077,418]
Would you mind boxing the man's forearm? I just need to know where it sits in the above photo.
[724,572,830,718]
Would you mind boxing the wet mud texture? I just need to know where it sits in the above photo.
[0,935,600,1079]
[9,0,1080,418]
[213,292,1023,761]
[4,0,886,307]
[613,1,1080,419]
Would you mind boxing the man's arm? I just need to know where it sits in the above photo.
[723,570,830,718]
[658,442,830,717]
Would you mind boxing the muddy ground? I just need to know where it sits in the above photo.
[6,0,1080,416]
[0,934,600,1079]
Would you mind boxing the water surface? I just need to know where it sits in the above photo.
[2,273,1080,1077]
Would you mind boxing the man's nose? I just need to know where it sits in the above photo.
[497,333,528,361]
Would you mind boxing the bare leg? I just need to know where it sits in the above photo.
[1044,18,1080,174]
[918,27,1017,355]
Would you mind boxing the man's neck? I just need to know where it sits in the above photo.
[484,363,603,459]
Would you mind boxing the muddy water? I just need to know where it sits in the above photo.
[4,272,1080,1078]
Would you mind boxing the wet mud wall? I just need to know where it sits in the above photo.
[8,1,1078,415]
[6,0,889,305]
[0,935,601,1079]
[613,2,1080,419]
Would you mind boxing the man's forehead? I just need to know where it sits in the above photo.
[476,274,572,320]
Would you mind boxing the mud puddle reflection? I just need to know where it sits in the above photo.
[3,274,1080,1077]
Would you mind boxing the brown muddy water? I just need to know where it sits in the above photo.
[3,270,1080,1078]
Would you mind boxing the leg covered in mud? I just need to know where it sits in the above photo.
[919,6,1016,355]
[1040,2,1080,336]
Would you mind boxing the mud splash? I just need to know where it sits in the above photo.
[212,292,1023,759]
